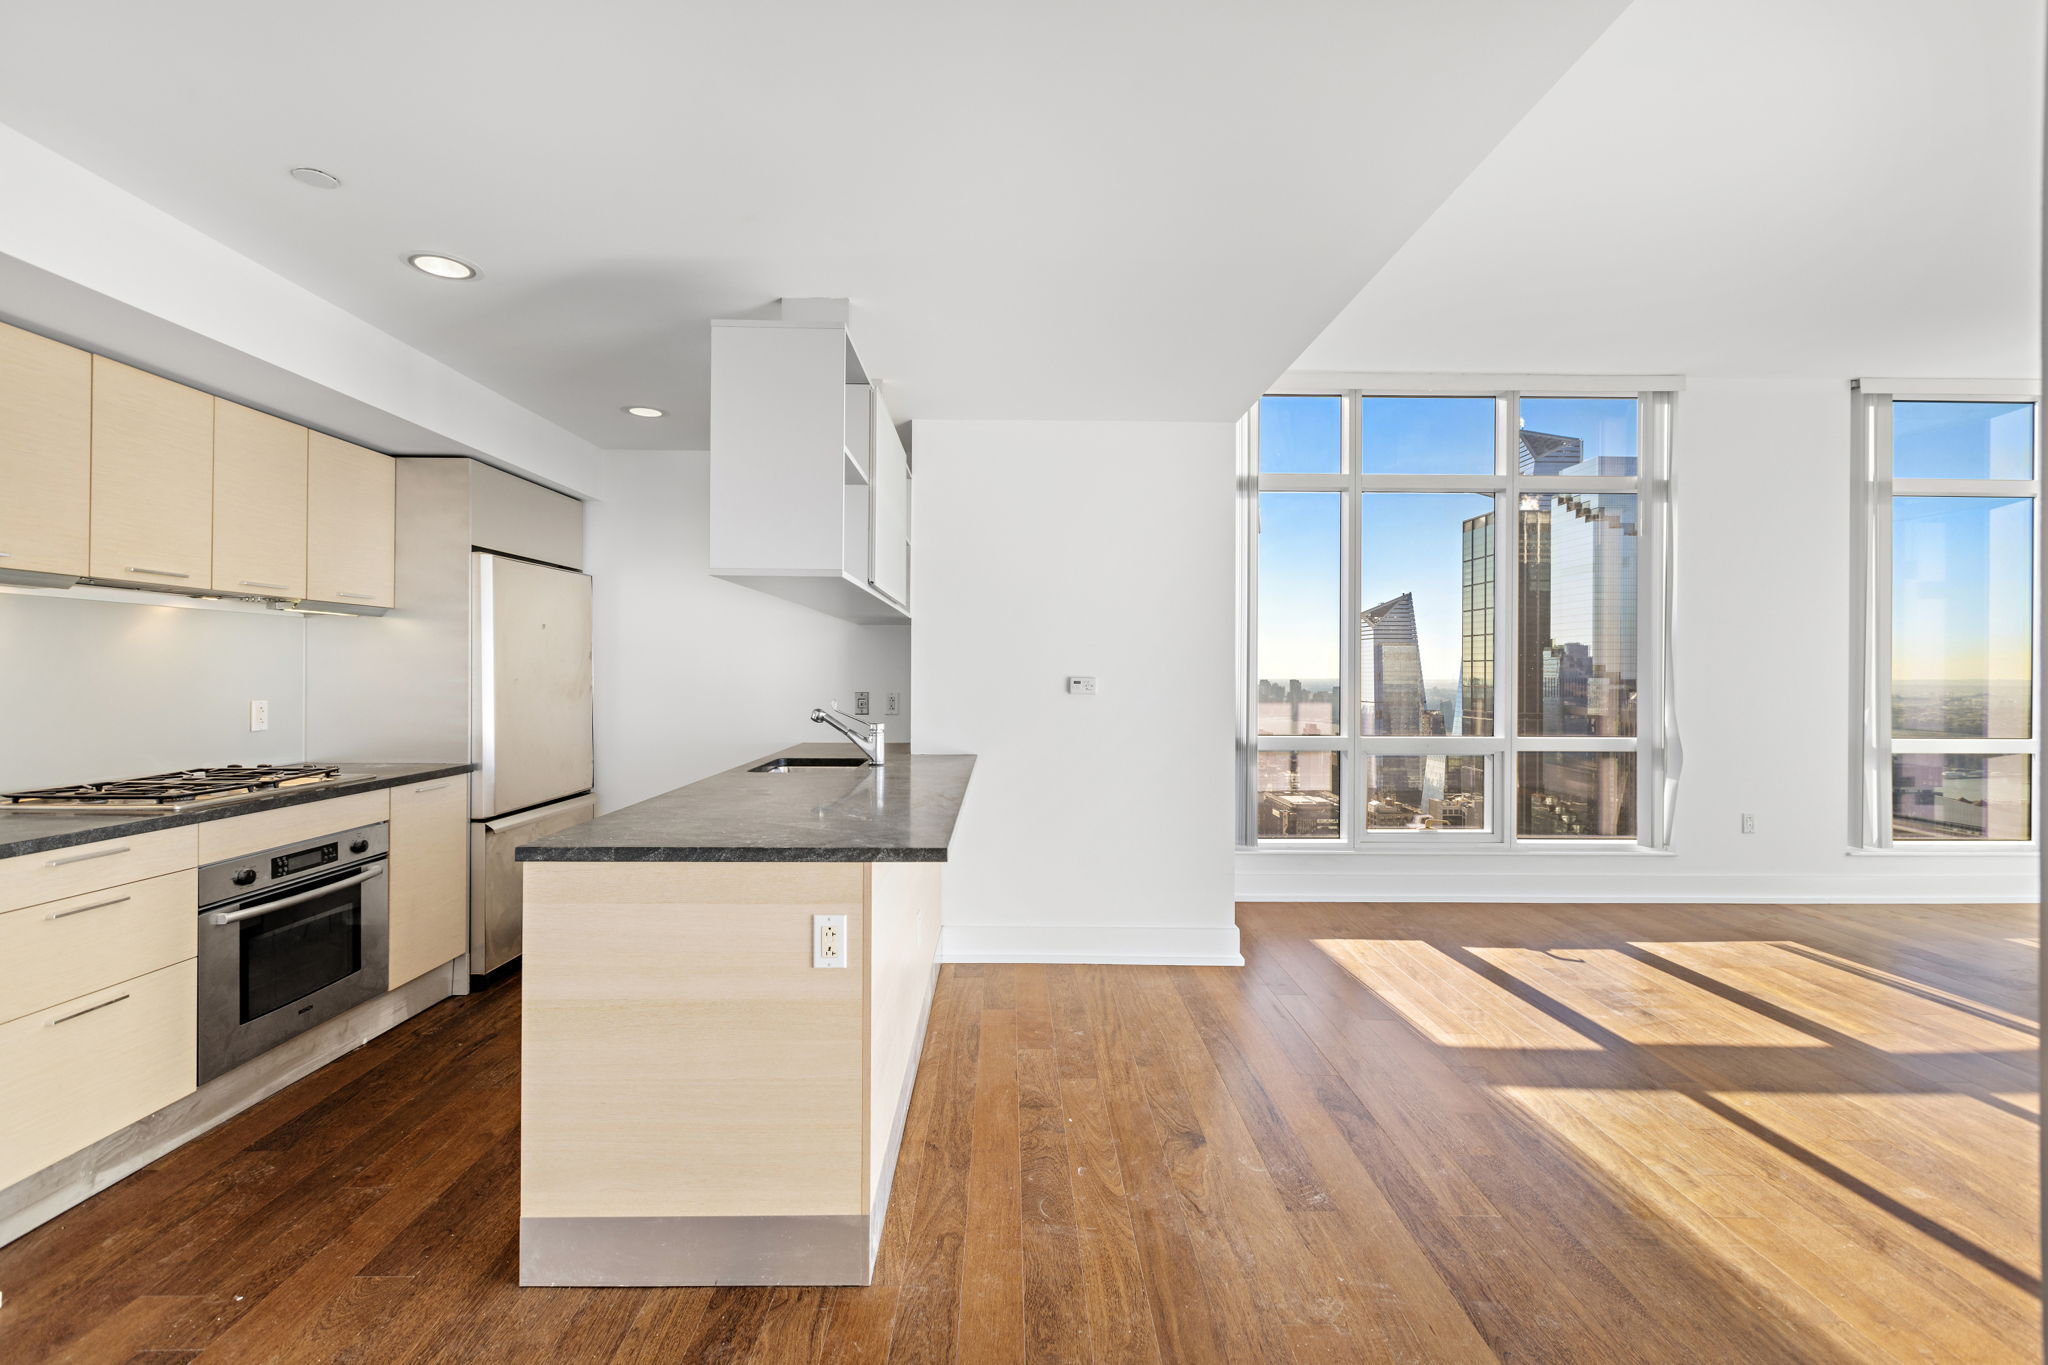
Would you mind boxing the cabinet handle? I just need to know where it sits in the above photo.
[48,894,131,921]
[0,551,11,558]
[125,567,191,579]
[45,845,131,867]
[49,993,130,1026]
[338,592,377,601]
[239,580,289,590]
[412,783,450,794]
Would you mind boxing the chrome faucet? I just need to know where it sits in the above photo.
[811,703,886,765]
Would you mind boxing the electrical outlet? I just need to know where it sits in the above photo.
[1066,675,1097,696]
[813,913,848,969]
[854,691,871,716]
[884,691,901,717]
[1740,813,1756,834]
[249,699,270,733]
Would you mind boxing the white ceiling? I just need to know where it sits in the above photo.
[1297,0,2043,380]
[0,0,1628,449]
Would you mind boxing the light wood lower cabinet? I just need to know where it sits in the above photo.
[0,320,91,577]
[306,431,396,608]
[0,827,199,916]
[0,959,197,1190]
[196,789,389,863]
[0,869,197,1026]
[211,399,308,599]
[387,778,470,988]
[89,356,214,589]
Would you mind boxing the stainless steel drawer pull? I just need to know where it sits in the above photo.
[45,845,132,867]
[48,895,132,921]
[412,783,450,794]
[239,580,289,590]
[50,993,130,1026]
[0,551,11,558]
[338,591,377,600]
[125,566,191,579]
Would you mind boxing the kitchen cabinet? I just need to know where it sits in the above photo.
[386,776,470,988]
[0,826,198,916]
[306,431,396,608]
[211,399,308,599]
[0,959,196,1190]
[709,314,910,624]
[0,869,197,1026]
[196,788,389,863]
[0,320,91,579]
[89,356,214,589]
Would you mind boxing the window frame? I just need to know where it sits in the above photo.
[1240,375,1678,853]
[1851,378,2044,851]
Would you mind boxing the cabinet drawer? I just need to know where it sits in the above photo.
[0,959,196,1189]
[0,826,198,915]
[0,870,197,1026]
[196,790,390,863]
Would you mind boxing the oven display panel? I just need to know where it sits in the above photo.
[271,843,339,879]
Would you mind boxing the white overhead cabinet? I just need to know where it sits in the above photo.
[710,317,910,623]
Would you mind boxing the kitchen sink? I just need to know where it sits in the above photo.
[749,757,873,773]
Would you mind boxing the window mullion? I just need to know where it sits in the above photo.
[1499,390,1520,838]
[1342,390,1363,846]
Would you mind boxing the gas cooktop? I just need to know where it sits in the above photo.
[0,763,345,813]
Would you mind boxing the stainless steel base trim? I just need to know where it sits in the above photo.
[520,1214,873,1287]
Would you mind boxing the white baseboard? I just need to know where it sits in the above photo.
[940,923,1244,966]
[1235,872,2038,904]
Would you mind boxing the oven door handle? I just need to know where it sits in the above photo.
[207,864,385,926]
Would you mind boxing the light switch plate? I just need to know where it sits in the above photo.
[1066,676,1097,696]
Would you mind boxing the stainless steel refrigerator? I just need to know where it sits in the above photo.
[467,550,594,974]
[304,458,596,983]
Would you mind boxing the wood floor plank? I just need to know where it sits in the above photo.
[0,902,2032,1364]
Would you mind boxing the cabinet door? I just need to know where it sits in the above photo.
[867,389,910,608]
[211,399,308,598]
[89,357,214,588]
[0,959,196,1189]
[387,777,470,988]
[307,431,396,607]
[0,321,91,577]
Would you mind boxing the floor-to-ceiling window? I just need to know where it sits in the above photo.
[1855,383,2041,846]
[1243,381,1674,849]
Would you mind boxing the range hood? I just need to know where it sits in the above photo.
[0,570,388,616]
[0,566,80,589]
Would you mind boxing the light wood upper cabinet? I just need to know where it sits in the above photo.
[306,431,395,608]
[89,356,214,588]
[211,399,308,599]
[387,777,470,988]
[0,321,92,577]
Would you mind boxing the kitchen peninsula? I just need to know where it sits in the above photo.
[514,742,973,1286]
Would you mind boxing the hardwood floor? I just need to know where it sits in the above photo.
[0,901,2036,1363]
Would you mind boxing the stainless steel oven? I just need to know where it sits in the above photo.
[196,822,390,1084]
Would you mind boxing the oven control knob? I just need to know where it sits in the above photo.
[232,868,258,886]
[349,839,370,855]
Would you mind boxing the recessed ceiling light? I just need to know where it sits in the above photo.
[624,406,665,418]
[289,166,341,189]
[407,253,479,280]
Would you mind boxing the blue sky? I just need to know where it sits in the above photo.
[1894,401,2033,479]
[1893,495,2033,684]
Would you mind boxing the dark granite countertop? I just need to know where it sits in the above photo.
[516,743,974,863]
[0,761,478,860]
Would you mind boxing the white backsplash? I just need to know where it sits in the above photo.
[0,591,307,790]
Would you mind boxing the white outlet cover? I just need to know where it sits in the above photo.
[249,699,270,732]
[813,913,848,969]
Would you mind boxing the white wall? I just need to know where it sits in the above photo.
[911,420,1241,964]
[586,450,911,814]
[1240,377,2035,903]
[0,590,305,789]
